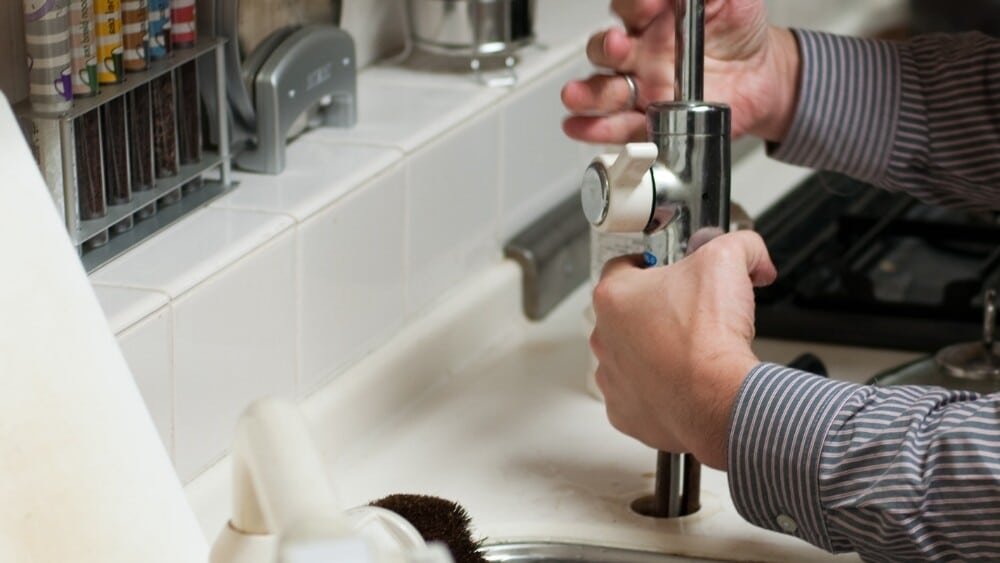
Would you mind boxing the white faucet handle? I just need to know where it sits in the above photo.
[581,143,658,234]
[607,143,658,190]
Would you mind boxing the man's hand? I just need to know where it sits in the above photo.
[562,0,800,143]
[590,231,777,470]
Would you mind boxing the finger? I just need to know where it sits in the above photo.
[730,231,778,287]
[594,365,610,395]
[611,0,672,34]
[585,27,637,71]
[600,253,647,280]
[588,327,604,359]
[562,112,647,144]
[561,74,637,115]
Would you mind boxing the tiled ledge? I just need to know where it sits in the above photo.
[91,0,615,482]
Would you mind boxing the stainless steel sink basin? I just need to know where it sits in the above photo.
[482,542,721,563]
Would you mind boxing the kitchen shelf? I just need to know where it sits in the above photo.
[13,38,225,121]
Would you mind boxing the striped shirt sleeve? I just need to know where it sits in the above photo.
[728,363,1000,561]
[769,30,1000,211]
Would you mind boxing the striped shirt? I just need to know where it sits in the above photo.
[770,30,1000,210]
[729,31,1000,561]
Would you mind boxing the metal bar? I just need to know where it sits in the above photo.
[655,452,684,517]
[647,0,707,520]
[674,0,704,102]
[682,452,701,515]
[58,117,79,243]
[839,196,914,275]
[13,38,226,121]
[81,178,236,272]
[75,151,223,242]
[215,42,232,186]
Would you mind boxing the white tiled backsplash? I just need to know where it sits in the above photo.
[92,0,614,481]
[87,0,907,482]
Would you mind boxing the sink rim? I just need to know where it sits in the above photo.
[480,540,723,562]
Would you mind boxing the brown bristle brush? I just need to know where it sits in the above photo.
[370,494,487,563]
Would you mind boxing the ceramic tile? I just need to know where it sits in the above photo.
[91,283,170,334]
[406,112,502,314]
[500,58,592,238]
[303,73,490,154]
[363,58,507,93]
[215,139,402,221]
[298,165,406,394]
[172,229,297,482]
[90,207,294,299]
[116,306,173,457]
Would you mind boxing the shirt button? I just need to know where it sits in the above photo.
[776,514,798,534]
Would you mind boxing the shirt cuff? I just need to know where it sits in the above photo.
[767,30,901,184]
[727,363,860,551]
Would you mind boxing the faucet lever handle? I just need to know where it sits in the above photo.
[608,143,659,189]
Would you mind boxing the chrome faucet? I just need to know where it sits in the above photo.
[580,0,730,518]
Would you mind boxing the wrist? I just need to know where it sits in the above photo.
[752,26,801,143]
[690,350,759,470]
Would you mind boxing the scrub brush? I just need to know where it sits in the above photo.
[370,494,487,563]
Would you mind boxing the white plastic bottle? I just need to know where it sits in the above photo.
[583,228,671,400]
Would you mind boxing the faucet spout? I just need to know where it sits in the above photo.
[210,398,352,563]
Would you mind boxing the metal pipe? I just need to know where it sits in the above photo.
[648,0,717,520]
[215,44,231,186]
[674,0,704,102]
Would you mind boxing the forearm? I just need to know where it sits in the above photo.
[728,363,1000,561]
[768,30,1000,211]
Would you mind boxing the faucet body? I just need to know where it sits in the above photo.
[580,0,731,518]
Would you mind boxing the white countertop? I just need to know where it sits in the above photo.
[188,257,900,563]
[185,135,924,563]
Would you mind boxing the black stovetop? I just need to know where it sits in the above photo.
[754,172,1000,352]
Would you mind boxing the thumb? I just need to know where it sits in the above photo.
[730,231,778,287]
[600,253,647,281]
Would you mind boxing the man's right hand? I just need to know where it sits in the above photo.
[561,0,801,144]
[590,231,777,470]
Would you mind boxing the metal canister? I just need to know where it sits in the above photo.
[170,0,195,49]
[23,0,73,112]
[146,0,169,59]
[121,0,148,71]
[69,0,99,96]
[406,0,535,57]
[93,0,124,83]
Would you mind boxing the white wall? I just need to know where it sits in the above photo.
[339,0,407,68]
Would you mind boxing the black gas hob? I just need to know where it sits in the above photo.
[753,172,1000,353]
